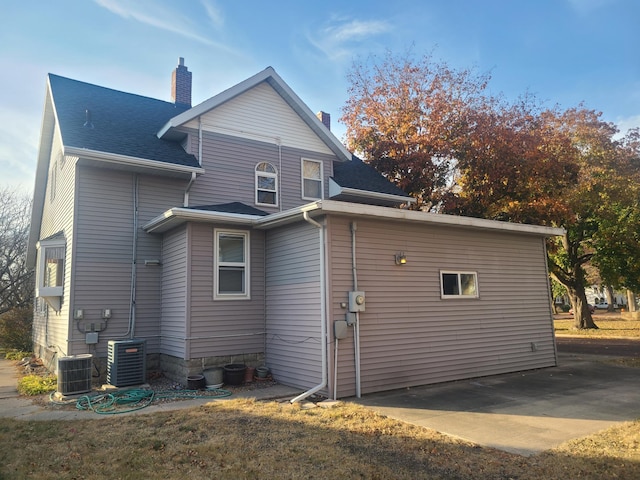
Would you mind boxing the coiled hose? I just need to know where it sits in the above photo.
[49,388,232,415]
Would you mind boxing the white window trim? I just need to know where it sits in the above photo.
[214,229,250,300]
[255,162,278,207]
[301,158,324,201]
[440,270,479,299]
[36,237,66,298]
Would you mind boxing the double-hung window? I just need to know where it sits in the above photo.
[36,235,66,305]
[214,229,250,300]
[440,271,478,298]
[255,162,278,206]
[301,158,323,200]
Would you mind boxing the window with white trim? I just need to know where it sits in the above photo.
[214,229,250,300]
[255,162,278,206]
[36,236,66,298]
[440,271,478,298]
[301,158,323,200]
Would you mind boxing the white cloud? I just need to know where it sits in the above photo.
[566,0,618,14]
[307,17,392,61]
[201,0,224,29]
[615,114,640,135]
[94,0,223,47]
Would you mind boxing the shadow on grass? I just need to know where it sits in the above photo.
[0,399,638,479]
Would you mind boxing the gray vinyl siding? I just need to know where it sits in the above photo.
[161,225,188,357]
[33,126,76,358]
[186,130,335,211]
[265,222,323,390]
[187,223,265,358]
[327,216,557,398]
[73,166,185,356]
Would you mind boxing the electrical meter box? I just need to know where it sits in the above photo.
[348,291,366,312]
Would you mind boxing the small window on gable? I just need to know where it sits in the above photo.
[441,271,478,298]
[36,236,66,309]
[214,229,250,300]
[255,162,278,206]
[302,158,323,200]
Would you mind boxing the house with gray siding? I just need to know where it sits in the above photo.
[28,59,563,399]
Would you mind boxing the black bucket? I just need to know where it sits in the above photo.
[223,364,246,385]
[187,374,206,390]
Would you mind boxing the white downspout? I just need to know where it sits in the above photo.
[183,172,196,207]
[290,211,328,403]
[183,118,202,207]
[351,221,361,398]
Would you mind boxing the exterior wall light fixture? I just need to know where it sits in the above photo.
[395,252,407,265]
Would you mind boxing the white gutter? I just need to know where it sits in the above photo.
[64,146,204,177]
[329,180,415,206]
[290,211,328,403]
[143,207,263,233]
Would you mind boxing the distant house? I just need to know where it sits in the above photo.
[28,59,563,399]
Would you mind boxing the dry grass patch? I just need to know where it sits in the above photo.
[555,315,640,338]
[1,398,638,479]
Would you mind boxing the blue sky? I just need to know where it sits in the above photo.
[1,0,638,191]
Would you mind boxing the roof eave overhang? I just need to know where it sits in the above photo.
[64,146,204,179]
[254,200,566,237]
[329,184,415,207]
[27,81,57,267]
[143,207,263,233]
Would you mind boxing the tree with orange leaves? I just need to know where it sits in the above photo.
[340,50,490,211]
[341,52,639,329]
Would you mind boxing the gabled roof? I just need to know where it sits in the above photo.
[157,67,353,162]
[330,156,414,206]
[48,74,201,169]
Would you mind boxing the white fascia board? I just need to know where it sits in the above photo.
[27,83,58,267]
[157,67,352,162]
[64,146,204,177]
[143,207,262,233]
[255,200,565,237]
[329,182,415,205]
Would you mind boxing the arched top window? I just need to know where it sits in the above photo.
[255,162,278,206]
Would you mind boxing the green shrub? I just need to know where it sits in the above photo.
[0,307,33,351]
[4,350,32,360]
[561,304,570,312]
[17,374,56,396]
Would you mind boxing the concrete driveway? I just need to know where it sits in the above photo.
[352,353,640,456]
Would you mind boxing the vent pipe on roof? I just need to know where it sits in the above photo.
[171,57,192,107]
[83,109,94,129]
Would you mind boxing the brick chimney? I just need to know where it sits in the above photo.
[316,111,330,130]
[171,57,192,107]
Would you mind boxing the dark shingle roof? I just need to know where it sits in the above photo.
[332,155,409,197]
[188,202,269,216]
[48,74,199,168]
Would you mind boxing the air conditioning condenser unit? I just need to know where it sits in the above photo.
[107,339,146,387]
[57,354,93,395]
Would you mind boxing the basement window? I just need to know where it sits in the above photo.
[440,271,478,298]
[214,229,250,300]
